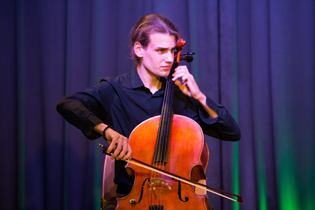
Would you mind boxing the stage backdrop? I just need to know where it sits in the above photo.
[1,0,314,210]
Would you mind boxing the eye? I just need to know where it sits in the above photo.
[157,49,168,53]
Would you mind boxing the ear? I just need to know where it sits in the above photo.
[134,42,143,58]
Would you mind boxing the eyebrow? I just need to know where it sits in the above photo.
[155,46,176,51]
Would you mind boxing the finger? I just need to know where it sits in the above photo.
[123,145,132,160]
[172,66,188,80]
[173,73,189,85]
[117,138,128,160]
[112,137,123,159]
[172,71,185,81]
[107,140,117,154]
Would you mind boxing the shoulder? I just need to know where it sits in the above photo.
[100,70,134,89]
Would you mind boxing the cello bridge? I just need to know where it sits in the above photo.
[149,178,171,191]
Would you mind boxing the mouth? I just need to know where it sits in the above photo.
[161,66,171,70]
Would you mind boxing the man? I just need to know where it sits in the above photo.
[57,14,240,210]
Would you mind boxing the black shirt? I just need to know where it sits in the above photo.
[57,69,240,193]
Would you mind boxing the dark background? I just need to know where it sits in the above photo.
[1,0,314,209]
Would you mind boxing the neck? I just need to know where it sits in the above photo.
[137,65,162,94]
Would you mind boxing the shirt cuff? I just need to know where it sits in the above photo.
[81,115,104,139]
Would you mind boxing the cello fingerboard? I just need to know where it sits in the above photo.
[153,59,177,164]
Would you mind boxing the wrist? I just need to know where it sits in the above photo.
[195,92,207,104]
[196,93,218,118]
[102,125,113,141]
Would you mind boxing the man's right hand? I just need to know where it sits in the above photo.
[104,127,132,160]
[94,123,132,160]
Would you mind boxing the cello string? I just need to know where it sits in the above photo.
[152,41,185,207]
[150,48,178,207]
[153,66,174,206]
[158,64,175,206]
[156,80,169,206]
[152,81,167,206]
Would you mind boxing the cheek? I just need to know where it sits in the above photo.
[149,55,159,66]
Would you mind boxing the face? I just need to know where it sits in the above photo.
[138,32,176,79]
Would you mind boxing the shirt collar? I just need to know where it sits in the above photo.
[130,68,167,92]
[130,68,144,89]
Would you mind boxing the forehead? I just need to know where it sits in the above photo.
[148,32,176,48]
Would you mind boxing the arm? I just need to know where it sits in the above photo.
[172,65,218,119]
[172,65,241,141]
[56,81,132,159]
[56,93,105,139]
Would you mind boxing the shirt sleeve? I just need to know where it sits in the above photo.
[198,96,241,141]
[56,80,114,139]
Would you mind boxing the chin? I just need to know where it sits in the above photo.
[160,70,171,77]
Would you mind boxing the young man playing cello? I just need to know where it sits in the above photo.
[57,13,240,210]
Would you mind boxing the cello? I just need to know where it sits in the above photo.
[100,39,243,209]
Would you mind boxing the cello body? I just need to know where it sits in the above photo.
[115,115,211,210]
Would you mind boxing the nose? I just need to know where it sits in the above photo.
[164,51,174,63]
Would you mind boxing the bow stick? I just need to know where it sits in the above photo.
[99,144,244,204]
